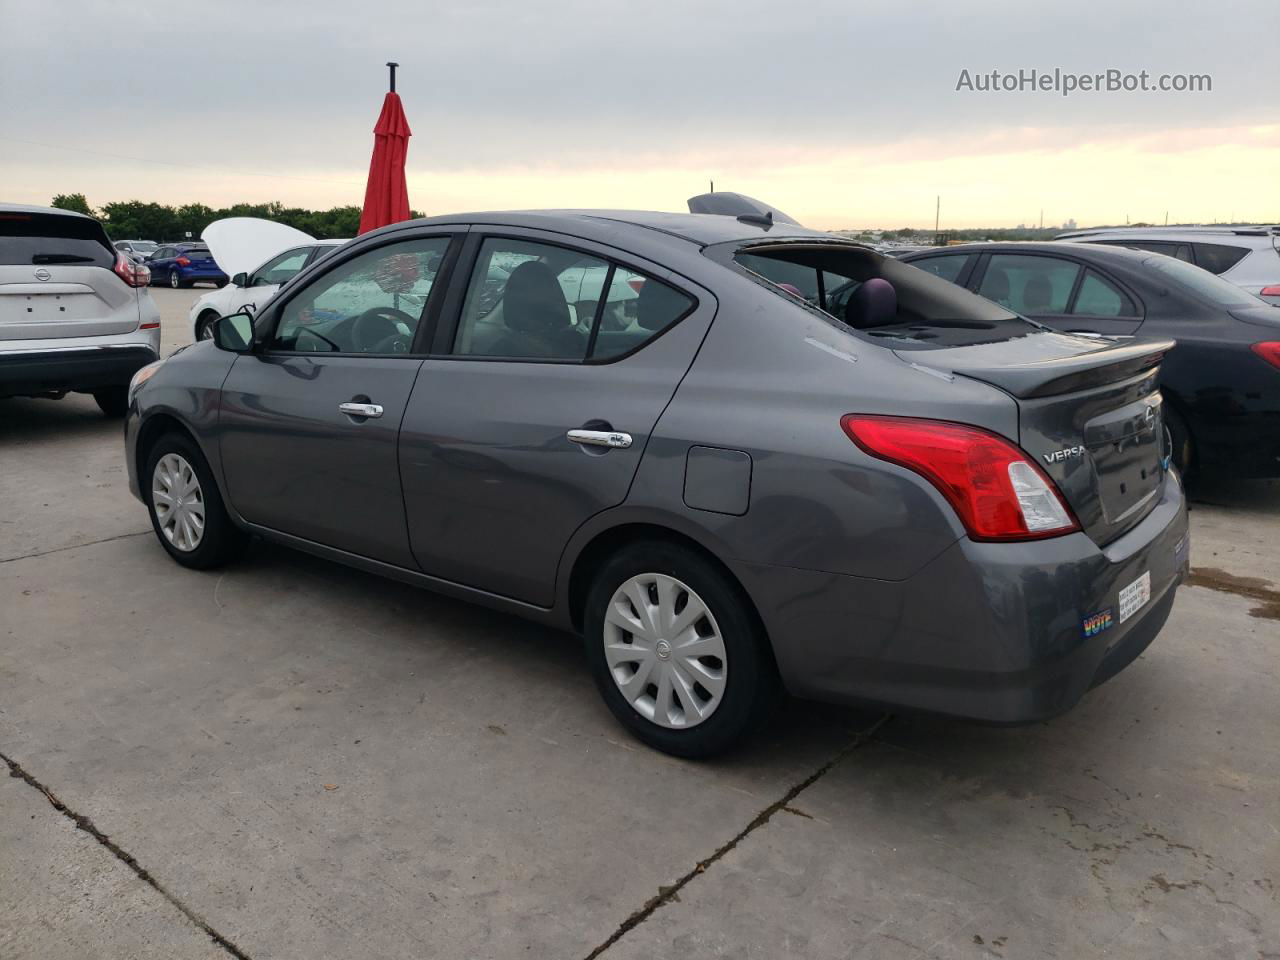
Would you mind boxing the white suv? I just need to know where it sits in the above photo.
[1,204,161,416]
[1056,225,1280,305]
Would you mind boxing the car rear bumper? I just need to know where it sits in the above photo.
[733,469,1189,723]
[0,343,159,397]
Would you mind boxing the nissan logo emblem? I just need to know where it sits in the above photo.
[33,268,51,281]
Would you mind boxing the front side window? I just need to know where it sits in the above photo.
[1070,270,1137,317]
[254,247,311,286]
[979,254,1079,314]
[271,236,450,354]
[453,238,692,362]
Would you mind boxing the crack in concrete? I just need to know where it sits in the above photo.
[2,749,252,960]
[581,716,889,960]
[0,529,151,565]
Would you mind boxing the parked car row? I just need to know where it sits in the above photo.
[125,199,1192,757]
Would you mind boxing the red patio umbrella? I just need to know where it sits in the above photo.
[358,62,412,235]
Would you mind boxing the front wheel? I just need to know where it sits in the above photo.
[144,433,248,569]
[583,541,777,758]
[195,311,219,341]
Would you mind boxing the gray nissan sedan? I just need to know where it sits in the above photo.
[124,203,1189,756]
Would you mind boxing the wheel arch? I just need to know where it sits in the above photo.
[563,521,774,673]
[134,412,201,490]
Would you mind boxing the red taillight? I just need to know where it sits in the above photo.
[841,415,1080,542]
[1259,285,1280,297]
[112,251,150,288]
[1252,342,1280,369]
[175,256,191,266]
[139,322,160,329]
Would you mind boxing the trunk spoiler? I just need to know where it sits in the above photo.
[903,334,1176,399]
[687,192,802,227]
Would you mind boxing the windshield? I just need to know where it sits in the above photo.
[1143,255,1263,309]
[728,241,1038,350]
[131,241,157,252]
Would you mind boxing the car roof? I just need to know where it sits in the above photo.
[0,202,96,221]
[388,209,834,248]
[903,240,1158,265]
[1057,225,1280,243]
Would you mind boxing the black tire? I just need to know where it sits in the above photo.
[143,432,248,570]
[93,386,129,417]
[196,311,219,341]
[1165,401,1196,484]
[583,541,778,758]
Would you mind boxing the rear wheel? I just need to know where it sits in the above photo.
[93,387,128,417]
[144,433,248,569]
[1165,402,1195,483]
[169,270,183,289]
[583,541,777,757]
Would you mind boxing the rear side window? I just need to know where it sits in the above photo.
[0,211,114,268]
[454,237,691,362]
[979,254,1079,314]
[1070,271,1137,317]
[1192,242,1250,275]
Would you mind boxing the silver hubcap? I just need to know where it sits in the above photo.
[170,271,180,288]
[151,453,205,552]
[603,573,727,729]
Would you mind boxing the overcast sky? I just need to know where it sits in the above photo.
[1,0,1276,228]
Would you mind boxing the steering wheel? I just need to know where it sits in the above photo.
[351,307,416,353]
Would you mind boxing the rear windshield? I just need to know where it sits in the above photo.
[131,241,157,253]
[0,211,114,268]
[727,241,1038,350]
[181,246,214,259]
[1142,255,1262,308]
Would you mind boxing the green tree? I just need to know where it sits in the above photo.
[51,193,94,216]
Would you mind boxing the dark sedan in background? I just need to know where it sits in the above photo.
[895,242,1280,479]
[145,242,228,289]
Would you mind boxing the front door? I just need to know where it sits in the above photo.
[219,234,456,567]
[399,232,713,606]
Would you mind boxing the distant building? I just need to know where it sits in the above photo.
[1063,218,1078,230]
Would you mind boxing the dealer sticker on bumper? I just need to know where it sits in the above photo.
[1119,571,1152,623]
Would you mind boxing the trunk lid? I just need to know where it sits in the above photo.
[898,330,1175,545]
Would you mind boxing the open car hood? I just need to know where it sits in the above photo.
[201,218,313,279]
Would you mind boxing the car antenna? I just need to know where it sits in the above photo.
[737,211,774,229]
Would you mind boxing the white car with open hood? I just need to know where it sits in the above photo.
[189,218,347,341]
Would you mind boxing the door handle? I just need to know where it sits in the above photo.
[567,429,632,449]
[339,401,383,419]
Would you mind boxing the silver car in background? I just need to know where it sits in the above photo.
[124,204,1189,756]
[2,204,160,416]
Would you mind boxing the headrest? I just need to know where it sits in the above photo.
[844,277,898,329]
[503,261,568,334]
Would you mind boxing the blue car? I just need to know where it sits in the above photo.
[146,243,228,289]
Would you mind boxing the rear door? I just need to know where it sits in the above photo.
[218,233,457,566]
[973,252,1143,336]
[0,209,139,341]
[399,229,713,606]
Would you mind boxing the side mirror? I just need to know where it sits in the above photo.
[231,272,249,288]
[212,311,255,353]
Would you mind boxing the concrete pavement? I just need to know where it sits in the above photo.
[1,287,1277,959]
